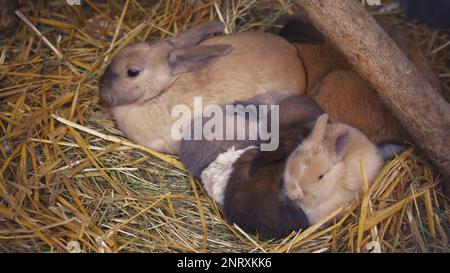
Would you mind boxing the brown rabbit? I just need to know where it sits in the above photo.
[99,21,307,154]
[220,134,310,239]
[277,15,442,144]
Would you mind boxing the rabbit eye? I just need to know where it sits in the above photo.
[127,68,140,77]
[318,174,324,180]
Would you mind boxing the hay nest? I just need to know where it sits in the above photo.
[0,0,449,253]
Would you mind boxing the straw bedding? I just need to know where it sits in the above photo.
[0,0,449,253]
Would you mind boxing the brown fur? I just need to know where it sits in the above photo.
[223,124,312,238]
[281,16,442,144]
[308,69,407,144]
[194,92,323,238]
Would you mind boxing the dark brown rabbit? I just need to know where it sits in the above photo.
[220,125,312,238]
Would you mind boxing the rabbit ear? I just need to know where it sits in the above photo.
[308,114,328,149]
[276,14,326,44]
[168,44,233,75]
[170,21,226,48]
[334,130,351,157]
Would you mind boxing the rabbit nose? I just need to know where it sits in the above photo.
[98,70,119,105]
[99,87,113,105]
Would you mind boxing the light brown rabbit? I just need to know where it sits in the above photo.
[99,21,307,154]
[283,114,384,224]
[277,15,443,144]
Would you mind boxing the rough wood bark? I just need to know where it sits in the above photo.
[295,0,450,196]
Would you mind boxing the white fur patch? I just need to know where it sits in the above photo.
[200,146,256,206]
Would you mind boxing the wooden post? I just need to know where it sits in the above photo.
[295,0,450,196]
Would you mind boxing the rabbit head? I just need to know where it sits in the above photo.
[283,114,383,224]
[99,21,233,106]
[283,114,348,203]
